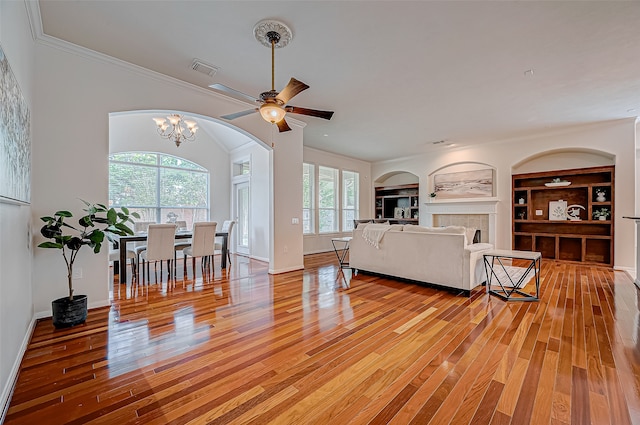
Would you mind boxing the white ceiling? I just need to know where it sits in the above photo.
[38,1,640,162]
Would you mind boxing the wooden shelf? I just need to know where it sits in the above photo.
[512,166,614,265]
[375,183,419,220]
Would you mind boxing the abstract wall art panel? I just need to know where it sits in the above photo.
[0,44,31,204]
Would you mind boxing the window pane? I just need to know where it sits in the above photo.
[319,209,336,233]
[303,163,314,209]
[318,166,338,233]
[160,154,205,170]
[343,171,358,208]
[109,162,157,207]
[160,208,208,229]
[126,207,157,224]
[302,209,312,234]
[342,170,359,232]
[318,167,337,208]
[160,168,208,207]
[109,152,210,231]
[303,163,314,234]
[110,152,157,165]
[343,210,356,231]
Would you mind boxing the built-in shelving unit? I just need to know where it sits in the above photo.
[512,166,614,266]
[375,183,419,222]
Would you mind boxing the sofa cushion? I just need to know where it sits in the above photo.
[403,225,466,234]
[465,227,477,245]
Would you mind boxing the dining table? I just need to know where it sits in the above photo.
[116,230,228,283]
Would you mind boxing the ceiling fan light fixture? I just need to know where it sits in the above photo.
[259,103,286,123]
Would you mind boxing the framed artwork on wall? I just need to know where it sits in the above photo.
[0,44,31,204]
[433,169,493,199]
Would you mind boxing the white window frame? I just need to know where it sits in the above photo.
[303,163,315,235]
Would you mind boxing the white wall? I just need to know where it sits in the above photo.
[109,113,231,225]
[372,119,637,271]
[303,147,372,254]
[0,0,36,418]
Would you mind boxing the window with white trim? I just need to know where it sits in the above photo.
[303,163,359,234]
[318,166,338,233]
[342,170,359,232]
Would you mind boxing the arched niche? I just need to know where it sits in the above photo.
[512,148,614,175]
[374,171,419,187]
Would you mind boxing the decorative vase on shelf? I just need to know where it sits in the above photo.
[596,190,606,202]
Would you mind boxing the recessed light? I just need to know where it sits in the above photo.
[323,134,329,137]
[446,143,456,148]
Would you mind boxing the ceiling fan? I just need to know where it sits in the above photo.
[210,20,334,133]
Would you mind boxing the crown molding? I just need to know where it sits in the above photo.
[23,0,307,131]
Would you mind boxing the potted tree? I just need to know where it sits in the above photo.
[38,200,139,328]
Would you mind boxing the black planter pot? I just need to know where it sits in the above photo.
[51,295,88,328]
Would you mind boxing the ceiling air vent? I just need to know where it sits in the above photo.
[191,59,219,77]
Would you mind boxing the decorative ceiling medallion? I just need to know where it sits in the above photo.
[253,20,293,49]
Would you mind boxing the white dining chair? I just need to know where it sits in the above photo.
[138,223,177,284]
[182,221,217,279]
[173,220,191,255]
[109,247,137,280]
[214,220,235,266]
[132,221,155,262]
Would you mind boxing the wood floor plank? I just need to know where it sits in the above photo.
[4,254,639,425]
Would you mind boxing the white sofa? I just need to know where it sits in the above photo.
[350,224,494,295]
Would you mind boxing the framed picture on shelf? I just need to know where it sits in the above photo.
[549,200,567,221]
[394,207,405,219]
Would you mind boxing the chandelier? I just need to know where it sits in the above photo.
[152,114,198,147]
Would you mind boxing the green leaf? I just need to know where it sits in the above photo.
[87,230,105,244]
[121,206,129,214]
[54,211,73,218]
[40,216,55,222]
[79,215,93,227]
[38,242,63,249]
[107,208,117,224]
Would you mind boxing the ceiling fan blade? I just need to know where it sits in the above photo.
[286,106,334,120]
[221,109,258,120]
[209,83,259,104]
[276,78,310,104]
[276,118,292,132]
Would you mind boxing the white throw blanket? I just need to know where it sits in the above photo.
[361,223,391,248]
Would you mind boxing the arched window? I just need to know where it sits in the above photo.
[109,152,209,228]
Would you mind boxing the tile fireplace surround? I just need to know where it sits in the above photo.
[424,198,499,245]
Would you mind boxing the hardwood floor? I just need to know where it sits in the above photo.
[5,253,640,424]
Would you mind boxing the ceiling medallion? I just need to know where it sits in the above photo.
[253,20,293,49]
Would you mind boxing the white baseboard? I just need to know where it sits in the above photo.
[303,249,334,255]
[1,315,37,423]
[248,254,269,263]
[268,264,304,274]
